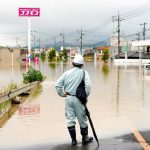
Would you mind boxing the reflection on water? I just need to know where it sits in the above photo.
[0,100,18,128]
[101,64,109,77]
[0,100,11,118]
[0,84,42,128]
[19,103,40,116]
[40,55,46,64]
[48,62,57,69]
[29,84,43,98]
[0,60,150,147]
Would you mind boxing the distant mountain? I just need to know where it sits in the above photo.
[22,40,110,50]
[86,40,109,48]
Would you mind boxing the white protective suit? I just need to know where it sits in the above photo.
[55,67,92,128]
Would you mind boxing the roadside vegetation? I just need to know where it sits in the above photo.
[0,82,18,96]
[6,82,18,91]
[23,66,44,84]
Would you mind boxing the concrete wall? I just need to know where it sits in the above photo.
[0,48,21,68]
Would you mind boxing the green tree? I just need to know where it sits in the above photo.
[62,48,68,60]
[40,51,46,63]
[34,53,39,57]
[48,48,56,62]
[58,51,63,62]
[40,51,46,58]
[101,49,110,63]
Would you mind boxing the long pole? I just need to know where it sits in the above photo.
[117,13,120,56]
[11,50,14,82]
[28,17,31,66]
[63,32,65,49]
[112,12,123,58]
[136,32,141,59]
[84,104,99,146]
[140,22,147,53]
[80,28,83,55]
[143,22,147,40]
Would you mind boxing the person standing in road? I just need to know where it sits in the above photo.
[55,54,93,145]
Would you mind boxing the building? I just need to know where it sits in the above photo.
[0,48,21,68]
[96,46,110,60]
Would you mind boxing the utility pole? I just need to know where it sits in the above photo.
[60,32,65,50]
[140,22,147,52]
[140,22,147,40]
[15,37,19,48]
[136,32,140,41]
[33,35,36,48]
[113,12,124,57]
[31,30,37,49]
[80,28,84,55]
[136,32,141,58]
[38,36,41,51]
[51,36,57,49]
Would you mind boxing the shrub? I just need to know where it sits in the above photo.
[23,66,44,84]
[7,82,17,91]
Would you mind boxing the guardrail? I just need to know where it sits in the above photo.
[0,81,39,103]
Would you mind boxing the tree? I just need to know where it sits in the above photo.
[58,51,63,61]
[48,48,56,62]
[40,51,46,63]
[62,48,68,60]
[101,49,110,63]
[57,48,68,62]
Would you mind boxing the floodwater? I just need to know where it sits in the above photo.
[0,59,150,148]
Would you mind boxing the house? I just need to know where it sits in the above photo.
[96,46,110,60]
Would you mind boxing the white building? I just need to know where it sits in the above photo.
[110,34,129,58]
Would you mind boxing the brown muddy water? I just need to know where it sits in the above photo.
[0,60,150,148]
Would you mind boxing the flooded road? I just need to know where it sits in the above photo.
[0,60,150,148]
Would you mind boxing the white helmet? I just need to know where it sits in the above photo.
[73,54,84,65]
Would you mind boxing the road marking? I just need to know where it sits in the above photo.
[132,128,150,150]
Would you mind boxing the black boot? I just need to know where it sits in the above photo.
[68,126,77,145]
[80,126,93,145]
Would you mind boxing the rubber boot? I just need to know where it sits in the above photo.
[80,126,93,145]
[68,126,77,145]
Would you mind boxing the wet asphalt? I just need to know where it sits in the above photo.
[1,131,149,150]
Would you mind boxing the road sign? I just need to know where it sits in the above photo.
[19,8,40,17]
[18,7,40,65]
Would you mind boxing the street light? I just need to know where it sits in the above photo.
[31,30,37,48]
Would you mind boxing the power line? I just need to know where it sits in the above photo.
[120,1,150,20]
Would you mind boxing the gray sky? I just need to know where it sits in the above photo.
[0,0,150,47]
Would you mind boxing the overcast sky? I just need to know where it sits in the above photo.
[0,0,150,47]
